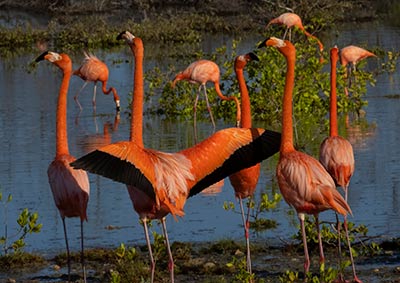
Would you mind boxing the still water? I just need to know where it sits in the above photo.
[0,22,400,258]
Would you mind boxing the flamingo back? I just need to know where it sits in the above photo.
[74,52,109,82]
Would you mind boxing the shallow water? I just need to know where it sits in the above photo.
[0,22,400,260]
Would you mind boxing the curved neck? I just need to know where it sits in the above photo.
[330,49,339,137]
[281,45,296,153]
[235,67,251,128]
[130,40,144,147]
[56,67,72,157]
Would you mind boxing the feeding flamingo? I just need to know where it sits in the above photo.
[35,51,90,283]
[258,37,351,278]
[266,12,324,52]
[73,51,120,111]
[319,46,362,283]
[71,31,281,283]
[339,45,376,96]
[172,59,241,137]
[227,52,260,275]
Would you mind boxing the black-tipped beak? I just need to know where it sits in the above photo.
[248,52,259,61]
[35,51,49,62]
[258,39,268,49]
[116,31,127,40]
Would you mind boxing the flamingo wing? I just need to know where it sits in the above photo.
[188,128,281,197]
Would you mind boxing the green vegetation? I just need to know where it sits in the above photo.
[0,190,42,256]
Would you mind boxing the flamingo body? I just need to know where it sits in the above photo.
[71,31,280,283]
[267,12,324,52]
[74,52,120,111]
[320,47,361,282]
[339,45,376,68]
[173,59,241,130]
[35,51,89,282]
[259,37,351,277]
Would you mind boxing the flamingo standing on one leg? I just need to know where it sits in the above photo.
[266,12,324,52]
[172,59,241,137]
[319,46,362,283]
[71,31,281,283]
[73,51,120,111]
[228,52,260,276]
[35,51,90,283]
[339,45,376,96]
[258,37,351,278]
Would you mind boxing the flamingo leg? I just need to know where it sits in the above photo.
[314,215,325,267]
[202,84,216,130]
[336,213,345,282]
[299,213,310,277]
[193,88,200,143]
[74,81,88,111]
[92,82,97,107]
[343,186,363,283]
[80,220,87,283]
[160,217,175,283]
[143,218,155,283]
[61,217,71,282]
[239,197,252,275]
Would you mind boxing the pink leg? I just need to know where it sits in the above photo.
[80,220,87,283]
[74,81,88,111]
[202,84,216,130]
[142,218,155,283]
[160,217,174,283]
[61,217,71,282]
[299,213,310,277]
[193,91,200,143]
[239,197,252,276]
[314,215,325,266]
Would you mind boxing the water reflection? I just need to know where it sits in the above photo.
[1,23,400,257]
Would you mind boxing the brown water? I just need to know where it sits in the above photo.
[0,22,399,268]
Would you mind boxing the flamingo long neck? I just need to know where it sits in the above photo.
[235,66,251,128]
[330,49,339,137]
[56,64,71,157]
[214,82,241,126]
[281,45,296,153]
[130,40,144,147]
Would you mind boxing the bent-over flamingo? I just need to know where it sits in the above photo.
[36,51,90,283]
[73,51,120,111]
[228,52,260,276]
[71,31,281,283]
[266,12,324,52]
[339,45,376,96]
[258,37,351,278]
[172,59,241,136]
[319,46,362,283]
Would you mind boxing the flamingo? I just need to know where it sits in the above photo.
[266,12,324,52]
[227,52,260,276]
[319,46,362,283]
[71,31,281,283]
[73,51,120,111]
[258,37,351,278]
[172,59,242,136]
[35,51,90,283]
[339,45,376,96]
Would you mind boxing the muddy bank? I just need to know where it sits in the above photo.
[1,238,400,283]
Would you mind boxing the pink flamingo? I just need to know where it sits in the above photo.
[172,59,241,134]
[259,37,351,278]
[266,12,324,52]
[73,51,120,111]
[320,46,362,283]
[71,31,281,283]
[228,52,260,275]
[36,51,90,282]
